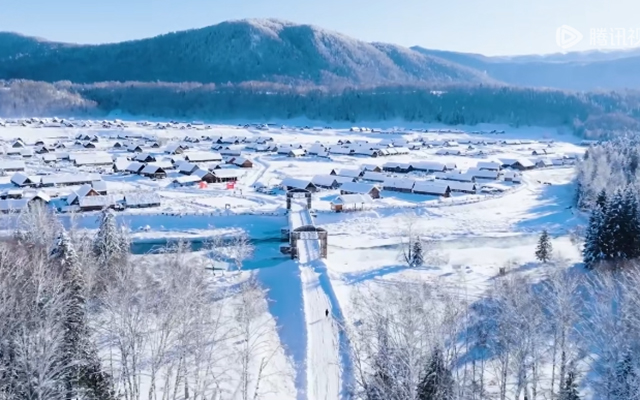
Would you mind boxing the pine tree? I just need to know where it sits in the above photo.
[613,351,637,400]
[417,347,454,400]
[596,189,608,210]
[602,190,626,261]
[52,230,114,400]
[585,187,640,266]
[535,230,552,263]
[583,195,608,267]
[559,369,580,400]
[93,209,129,288]
[619,186,640,260]
[412,238,424,268]
[94,209,128,265]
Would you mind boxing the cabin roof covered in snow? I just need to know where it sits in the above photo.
[125,162,145,173]
[66,184,97,205]
[92,180,108,192]
[308,143,326,153]
[74,152,112,165]
[433,179,476,192]
[339,181,378,194]
[79,195,115,208]
[289,149,306,156]
[311,175,339,187]
[411,161,446,171]
[334,168,361,178]
[177,162,199,174]
[467,168,499,179]
[183,152,223,162]
[361,164,380,171]
[331,193,373,205]
[192,168,213,179]
[164,143,184,153]
[476,161,502,170]
[361,171,386,182]
[174,175,201,184]
[140,164,165,175]
[124,192,161,207]
[212,169,242,178]
[231,156,251,165]
[0,160,25,170]
[413,181,449,195]
[148,160,173,169]
[514,158,535,168]
[383,177,415,190]
[42,173,101,186]
[10,172,32,185]
[114,157,130,170]
[280,177,314,190]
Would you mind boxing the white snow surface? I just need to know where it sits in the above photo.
[0,119,592,399]
[300,253,341,400]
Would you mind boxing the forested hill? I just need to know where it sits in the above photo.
[5,19,640,90]
[3,79,640,139]
[0,19,492,87]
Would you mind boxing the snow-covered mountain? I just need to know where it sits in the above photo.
[412,46,640,90]
[0,19,493,87]
[3,18,640,90]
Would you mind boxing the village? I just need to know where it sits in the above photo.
[0,118,585,217]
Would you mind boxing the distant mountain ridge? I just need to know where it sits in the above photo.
[411,47,640,90]
[0,19,493,87]
[2,18,640,90]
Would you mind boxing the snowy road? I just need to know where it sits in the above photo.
[297,234,352,400]
[300,258,341,400]
[299,237,341,400]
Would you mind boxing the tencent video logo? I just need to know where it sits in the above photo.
[556,25,584,49]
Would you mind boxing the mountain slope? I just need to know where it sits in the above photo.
[0,19,493,86]
[412,46,640,90]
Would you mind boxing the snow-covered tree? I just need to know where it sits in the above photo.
[233,278,281,400]
[16,200,59,251]
[52,229,114,400]
[559,368,581,400]
[93,209,127,262]
[404,237,425,268]
[535,230,552,263]
[93,209,129,289]
[542,269,582,397]
[583,186,640,267]
[619,186,640,260]
[416,347,454,400]
[349,281,465,400]
[583,201,606,267]
[612,351,639,400]
[228,232,254,270]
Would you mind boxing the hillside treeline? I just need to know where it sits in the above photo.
[0,80,96,118]
[575,136,640,208]
[2,79,640,138]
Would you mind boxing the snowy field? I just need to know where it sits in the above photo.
[0,118,589,399]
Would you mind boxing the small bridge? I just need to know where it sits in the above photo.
[284,207,328,260]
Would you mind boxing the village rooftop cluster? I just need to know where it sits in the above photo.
[0,118,588,215]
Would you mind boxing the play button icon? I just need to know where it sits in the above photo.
[556,25,584,50]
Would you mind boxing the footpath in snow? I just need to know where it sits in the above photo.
[297,234,353,400]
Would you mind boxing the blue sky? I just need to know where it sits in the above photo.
[2,0,639,55]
